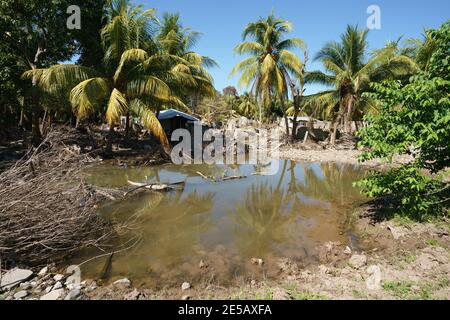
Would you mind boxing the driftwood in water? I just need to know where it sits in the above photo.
[196,171,247,182]
[124,180,185,196]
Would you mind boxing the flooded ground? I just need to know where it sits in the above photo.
[72,160,366,289]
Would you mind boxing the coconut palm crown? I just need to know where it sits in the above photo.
[230,13,306,112]
[306,25,417,141]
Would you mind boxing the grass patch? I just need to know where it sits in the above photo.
[404,253,417,264]
[283,282,329,300]
[393,215,415,227]
[436,276,450,289]
[425,239,439,247]
[230,286,274,300]
[293,292,329,300]
[412,287,435,300]
[254,288,273,300]
[352,289,368,299]
[382,280,445,300]
[382,280,413,298]
[230,289,247,300]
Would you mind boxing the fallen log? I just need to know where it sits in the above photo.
[125,180,185,196]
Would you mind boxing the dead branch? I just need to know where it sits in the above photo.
[124,180,185,196]
[0,130,117,266]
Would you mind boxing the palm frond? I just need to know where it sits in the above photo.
[114,48,149,83]
[234,41,264,55]
[70,77,111,119]
[130,99,169,146]
[106,88,128,124]
[126,75,171,99]
[277,38,307,51]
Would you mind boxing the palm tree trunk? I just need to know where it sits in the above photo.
[329,114,342,146]
[279,98,290,138]
[343,96,355,133]
[289,81,299,142]
[284,115,290,138]
[291,116,298,141]
[344,115,351,134]
[18,108,25,128]
[259,103,262,127]
[125,111,130,141]
[330,122,338,145]
[306,118,317,142]
[106,123,115,154]
[291,98,299,142]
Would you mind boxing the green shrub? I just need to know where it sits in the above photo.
[356,21,450,220]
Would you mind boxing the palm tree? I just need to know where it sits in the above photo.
[24,1,212,154]
[157,13,217,107]
[404,31,437,72]
[307,25,417,144]
[237,92,257,119]
[25,1,168,152]
[230,12,306,134]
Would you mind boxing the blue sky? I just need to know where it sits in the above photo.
[135,0,449,94]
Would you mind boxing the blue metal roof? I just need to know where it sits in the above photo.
[157,109,199,122]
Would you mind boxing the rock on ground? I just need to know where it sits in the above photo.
[53,281,63,290]
[349,254,367,269]
[124,289,140,300]
[64,288,81,300]
[14,290,29,300]
[53,274,64,282]
[37,267,48,277]
[113,278,131,287]
[414,253,439,271]
[366,265,382,290]
[0,268,33,290]
[181,282,191,291]
[40,289,65,300]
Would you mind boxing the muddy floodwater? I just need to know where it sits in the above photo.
[72,160,366,288]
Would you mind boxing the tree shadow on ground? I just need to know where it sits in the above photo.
[358,196,400,223]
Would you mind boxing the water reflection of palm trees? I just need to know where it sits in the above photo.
[228,161,364,258]
[296,162,364,205]
[83,159,367,284]
[229,182,300,257]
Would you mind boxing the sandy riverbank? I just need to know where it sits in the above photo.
[277,144,413,169]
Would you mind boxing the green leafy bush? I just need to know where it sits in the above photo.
[356,21,450,220]
[356,165,446,219]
